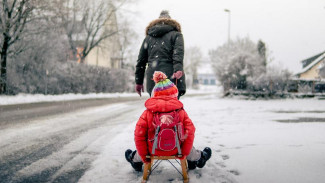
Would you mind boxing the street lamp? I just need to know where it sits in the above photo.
[45,69,49,95]
[224,9,231,43]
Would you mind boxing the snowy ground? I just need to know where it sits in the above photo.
[1,86,325,183]
[77,95,325,183]
[181,96,325,183]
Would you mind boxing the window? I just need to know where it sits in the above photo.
[204,79,209,85]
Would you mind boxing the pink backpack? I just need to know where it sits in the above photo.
[151,110,185,155]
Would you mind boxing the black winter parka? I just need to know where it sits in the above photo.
[135,18,186,96]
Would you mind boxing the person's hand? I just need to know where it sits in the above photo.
[135,84,144,96]
[171,71,183,79]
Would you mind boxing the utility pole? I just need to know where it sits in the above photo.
[45,69,49,95]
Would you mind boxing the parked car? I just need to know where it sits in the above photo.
[314,82,325,93]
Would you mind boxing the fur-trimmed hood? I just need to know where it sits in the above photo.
[145,18,181,36]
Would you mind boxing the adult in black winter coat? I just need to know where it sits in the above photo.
[135,10,186,98]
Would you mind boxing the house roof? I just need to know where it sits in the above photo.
[301,51,325,68]
[296,51,325,75]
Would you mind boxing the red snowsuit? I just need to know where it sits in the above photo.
[134,96,195,162]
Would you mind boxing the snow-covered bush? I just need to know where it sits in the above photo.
[209,37,266,91]
[6,28,131,95]
[247,66,292,93]
[8,58,131,95]
[3,0,135,95]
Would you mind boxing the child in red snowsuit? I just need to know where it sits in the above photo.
[125,71,211,171]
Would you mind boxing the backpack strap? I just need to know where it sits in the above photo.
[174,126,182,155]
[151,125,160,154]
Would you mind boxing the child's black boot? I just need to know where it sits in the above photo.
[187,160,197,170]
[125,149,143,172]
[197,147,212,168]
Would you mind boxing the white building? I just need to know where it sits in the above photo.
[197,60,217,85]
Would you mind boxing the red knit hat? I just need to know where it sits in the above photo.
[151,71,178,98]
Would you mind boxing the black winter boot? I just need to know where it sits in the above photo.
[187,160,197,170]
[125,149,143,172]
[197,147,212,168]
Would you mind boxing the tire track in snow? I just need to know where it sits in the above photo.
[0,101,144,183]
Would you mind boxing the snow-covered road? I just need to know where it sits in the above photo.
[0,100,144,182]
[1,94,325,183]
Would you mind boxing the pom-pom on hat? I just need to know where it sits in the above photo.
[159,10,171,19]
[152,71,178,98]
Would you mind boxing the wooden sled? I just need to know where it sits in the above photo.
[142,155,189,183]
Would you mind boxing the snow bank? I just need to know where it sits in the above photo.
[0,85,221,105]
[0,93,139,105]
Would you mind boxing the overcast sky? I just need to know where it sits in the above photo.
[125,0,325,73]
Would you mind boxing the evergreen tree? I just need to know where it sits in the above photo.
[257,40,267,70]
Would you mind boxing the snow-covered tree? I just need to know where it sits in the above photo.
[184,46,202,88]
[7,23,68,94]
[0,0,36,94]
[209,37,266,92]
[3,0,135,95]
[118,19,138,69]
[257,40,267,69]
[48,0,128,63]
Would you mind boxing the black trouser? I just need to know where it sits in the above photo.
[178,90,185,99]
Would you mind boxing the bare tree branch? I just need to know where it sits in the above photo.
[83,31,118,57]
[53,0,126,63]
[1,0,37,94]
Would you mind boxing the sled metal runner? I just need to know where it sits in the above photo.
[142,155,189,183]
